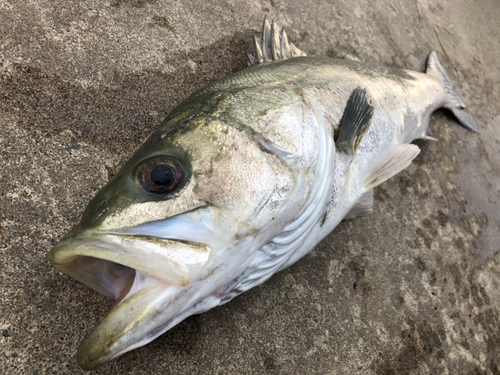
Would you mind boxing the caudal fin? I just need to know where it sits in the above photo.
[426,51,478,132]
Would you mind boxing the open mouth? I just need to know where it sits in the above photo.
[48,228,213,370]
[57,254,137,303]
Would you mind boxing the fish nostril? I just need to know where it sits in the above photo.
[100,199,108,207]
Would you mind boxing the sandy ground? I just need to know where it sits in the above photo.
[1,0,499,374]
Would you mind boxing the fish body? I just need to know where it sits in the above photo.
[49,18,477,370]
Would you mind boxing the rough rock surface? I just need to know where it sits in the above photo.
[1,0,499,374]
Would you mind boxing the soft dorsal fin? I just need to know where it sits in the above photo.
[248,16,307,65]
[336,88,374,157]
[364,144,421,190]
[344,189,374,219]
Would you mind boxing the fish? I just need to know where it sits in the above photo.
[48,17,477,371]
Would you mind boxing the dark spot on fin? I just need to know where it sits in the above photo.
[336,88,374,157]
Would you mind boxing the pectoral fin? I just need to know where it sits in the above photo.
[336,88,374,157]
[364,144,420,190]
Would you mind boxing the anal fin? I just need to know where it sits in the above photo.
[364,144,420,190]
[344,189,373,219]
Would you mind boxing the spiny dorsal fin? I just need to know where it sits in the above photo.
[336,88,374,157]
[364,144,420,190]
[248,16,306,65]
[344,189,374,219]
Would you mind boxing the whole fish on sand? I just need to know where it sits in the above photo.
[49,17,477,370]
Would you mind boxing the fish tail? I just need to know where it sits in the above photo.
[426,51,478,132]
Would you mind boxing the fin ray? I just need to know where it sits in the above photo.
[250,17,306,65]
[420,135,438,142]
[336,88,374,157]
[280,27,291,59]
[262,16,271,62]
[253,34,263,63]
[344,189,374,219]
[364,144,420,190]
[270,20,279,60]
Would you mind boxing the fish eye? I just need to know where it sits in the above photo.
[136,157,184,194]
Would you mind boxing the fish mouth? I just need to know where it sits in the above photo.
[49,230,212,370]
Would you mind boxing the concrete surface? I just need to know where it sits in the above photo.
[1,0,499,373]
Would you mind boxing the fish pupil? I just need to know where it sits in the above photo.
[137,156,184,194]
[150,165,174,186]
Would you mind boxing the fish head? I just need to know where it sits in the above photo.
[48,98,296,370]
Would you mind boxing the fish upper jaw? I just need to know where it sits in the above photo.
[49,207,220,297]
[49,233,212,292]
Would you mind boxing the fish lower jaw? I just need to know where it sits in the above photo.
[76,269,174,371]
[48,234,212,370]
